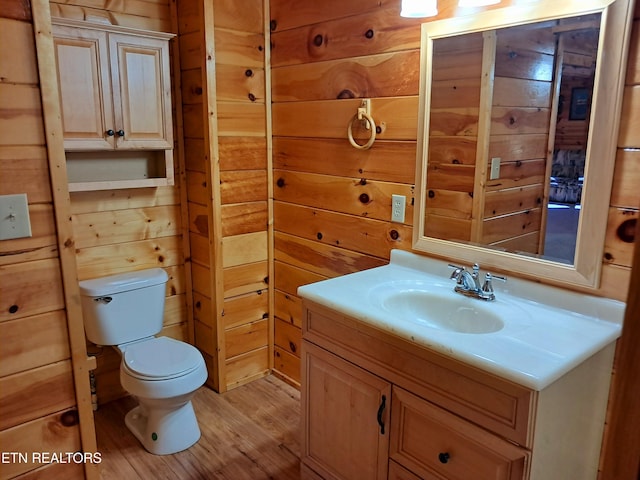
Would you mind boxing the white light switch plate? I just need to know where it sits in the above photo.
[490,157,501,180]
[0,194,32,240]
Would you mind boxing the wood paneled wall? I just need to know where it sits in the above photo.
[178,0,271,392]
[425,32,482,243]
[483,23,555,252]
[269,0,639,387]
[0,3,84,479]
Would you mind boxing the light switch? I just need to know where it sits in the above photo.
[490,157,501,180]
[0,194,32,240]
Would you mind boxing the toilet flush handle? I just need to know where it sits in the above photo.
[94,296,112,304]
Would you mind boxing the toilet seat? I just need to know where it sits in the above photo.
[122,337,202,381]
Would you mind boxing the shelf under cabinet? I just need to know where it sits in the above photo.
[66,150,174,192]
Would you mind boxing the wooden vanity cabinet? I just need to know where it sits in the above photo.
[301,300,615,480]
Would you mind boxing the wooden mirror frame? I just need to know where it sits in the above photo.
[413,0,634,289]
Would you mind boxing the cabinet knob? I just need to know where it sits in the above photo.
[438,452,450,464]
[116,129,125,137]
[106,129,115,136]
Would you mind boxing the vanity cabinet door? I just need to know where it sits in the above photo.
[302,341,391,480]
[390,387,529,480]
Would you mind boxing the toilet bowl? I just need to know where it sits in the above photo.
[79,269,208,455]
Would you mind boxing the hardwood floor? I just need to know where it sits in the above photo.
[94,375,301,479]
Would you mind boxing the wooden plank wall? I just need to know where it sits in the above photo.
[483,22,555,253]
[178,0,271,392]
[425,33,482,243]
[47,0,188,406]
[269,0,639,387]
[0,3,84,479]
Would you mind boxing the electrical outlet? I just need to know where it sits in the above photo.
[490,157,501,180]
[391,194,406,223]
[0,194,32,240]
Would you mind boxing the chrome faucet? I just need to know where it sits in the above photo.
[448,263,506,301]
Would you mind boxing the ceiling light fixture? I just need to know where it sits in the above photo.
[400,0,438,18]
[458,0,500,7]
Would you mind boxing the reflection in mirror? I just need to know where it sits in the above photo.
[426,14,600,265]
[414,0,634,288]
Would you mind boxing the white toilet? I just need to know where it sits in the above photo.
[79,268,208,455]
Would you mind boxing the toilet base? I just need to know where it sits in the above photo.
[125,400,201,455]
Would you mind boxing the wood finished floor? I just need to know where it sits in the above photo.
[94,375,301,480]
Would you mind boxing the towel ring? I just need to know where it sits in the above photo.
[347,110,376,150]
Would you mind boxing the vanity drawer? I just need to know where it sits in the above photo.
[390,387,530,480]
[304,303,535,447]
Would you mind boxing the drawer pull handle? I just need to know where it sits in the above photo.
[376,395,386,435]
[106,129,115,136]
[116,129,125,137]
[438,452,451,464]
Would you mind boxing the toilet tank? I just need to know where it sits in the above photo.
[79,268,169,346]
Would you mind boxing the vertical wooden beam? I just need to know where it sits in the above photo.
[539,34,565,256]
[471,30,496,243]
[599,227,640,479]
[200,0,226,392]
[264,0,275,372]
[169,0,195,346]
[30,1,98,478]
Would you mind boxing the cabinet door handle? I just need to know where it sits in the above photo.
[376,395,386,435]
[106,129,115,136]
[116,129,125,137]
[438,452,450,464]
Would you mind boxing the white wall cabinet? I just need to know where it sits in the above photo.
[51,19,175,191]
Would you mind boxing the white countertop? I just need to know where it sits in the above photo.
[297,250,624,390]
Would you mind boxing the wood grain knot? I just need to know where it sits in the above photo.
[60,410,79,427]
[8,305,18,314]
[248,93,256,101]
[289,341,297,353]
[617,218,636,243]
[245,69,253,77]
[428,190,435,198]
[390,230,400,240]
[317,232,323,240]
[270,20,277,31]
[337,89,355,99]
[313,34,324,46]
[276,178,286,188]
[365,29,374,39]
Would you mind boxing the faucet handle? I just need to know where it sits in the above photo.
[482,273,507,293]
[447,263,465,280]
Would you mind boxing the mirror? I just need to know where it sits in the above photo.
[413,0,634,288]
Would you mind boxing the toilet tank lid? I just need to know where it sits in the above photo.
[79,268,169,296]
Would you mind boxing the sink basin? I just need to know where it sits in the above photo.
[297,250,623,390]
[380,290,504,334]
